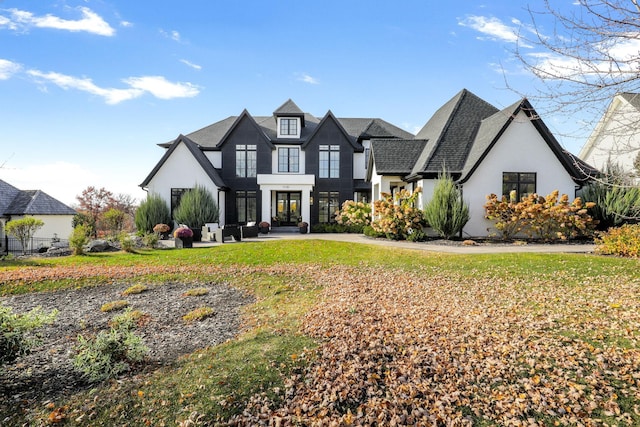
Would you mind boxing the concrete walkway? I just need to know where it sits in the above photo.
[172,232,596,255]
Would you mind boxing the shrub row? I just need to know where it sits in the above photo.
[595,224,640,257]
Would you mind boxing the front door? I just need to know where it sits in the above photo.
[276,192,301,226]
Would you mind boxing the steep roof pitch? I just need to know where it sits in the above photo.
[302,111,364,151]
[140,134,227,189]
[370,139,428,175]
[273,99,305,116]
[5,190,76,215]
[409,89,499,178]
[0,179,21,216]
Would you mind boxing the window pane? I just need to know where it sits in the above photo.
[290,148,299,172]
[247,150,257,177]
[236,195,246,223]
[503,172,518,183]
[278,148,287,172]
[319,151,329,178]
[330,151,340,178]
[521,173,536,183]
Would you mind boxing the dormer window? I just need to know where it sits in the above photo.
[277,117,300,138]
[280,118,297,136]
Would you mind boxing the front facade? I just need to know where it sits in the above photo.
[368,89,595,237]
[140,100,413,229]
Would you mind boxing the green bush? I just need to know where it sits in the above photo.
[103,208,126,238]
[69,224,91,256]
[6,217,45,255]
[73,320,148,382]
[423,172,469,239]
[580,180,640,230]
[172,185,219,230]
[1,305,57,367]
[118,232,136,253]
[72,212,96,239]
[135,193,171,234]
[595,224,640,257]
[311,223,364,233]
[363,225,384,238]
[141,232,159,248]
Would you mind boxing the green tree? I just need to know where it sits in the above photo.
[173,185,219,229]
[69,224,91,256]
[135,193,171,234]
[6,217,44,255]
[423,172,470,239]
[103,208,126,239]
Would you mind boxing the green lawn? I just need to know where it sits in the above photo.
[1,240,639,425]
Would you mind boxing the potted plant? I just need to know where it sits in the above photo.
[298,221,308,234]
[153,223,171,240]
[259,221,270,234]
[174,227,194,248]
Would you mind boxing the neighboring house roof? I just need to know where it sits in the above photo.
[0,179,75,216]
[140,134,228,189]
[372,89,594,185]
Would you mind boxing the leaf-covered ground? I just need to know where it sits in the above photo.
[234,266,640,426]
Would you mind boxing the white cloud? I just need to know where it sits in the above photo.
[160,29,181,42]
[297,73,319,84]
[120,20,133,28]
[180,59,202,70]
[27,70,200,104]
[123,76,200,100]
[458,15,533,48]
[1,7,115,36]
[0,59,21,79]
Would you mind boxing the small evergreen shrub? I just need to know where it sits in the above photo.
[0,305,57,367]
[118,232,136,253]
[135,193,171,234]
[172,185,219,230]
[182,306,215,323]
[100,300,129,313]
[580,179,640,230]
[363,225,384,238]
[103,208,126,239]
[69,224,91,256]
[109,308,148,328]
[423,172,469,239]
[595,224,640,257]
[73,321,148,382]
[122,284,148,296]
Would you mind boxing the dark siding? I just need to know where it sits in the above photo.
[305,118,355,224]
[219,116,272,224]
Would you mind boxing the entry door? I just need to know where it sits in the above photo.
[276,192,301,226]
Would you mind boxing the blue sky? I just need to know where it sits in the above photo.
[1,1,597,206]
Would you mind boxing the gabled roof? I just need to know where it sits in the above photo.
[140,134,228,189]
[273,99,305,116]
[0,179,75,216]
[369,139,428,178]
[410,89,499,178]
[158,101,413,148]
[302,110,363,151]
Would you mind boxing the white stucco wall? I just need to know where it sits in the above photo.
[204,151,223,169]
[7,215,74,240]
[458,111,578,237]
[580,98,640,174]
[144,142,225,223]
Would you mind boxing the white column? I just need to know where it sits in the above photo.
[301,187,311,233]
[261,188,271,224]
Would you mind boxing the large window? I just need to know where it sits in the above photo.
[280,119,298,136]
[319,145,340,178]
[236,190,257,224]
[318,191,340,223]
[171,188,190,215]
[278,147,299,173]
[502,172,536,201]
[236,144,257,177]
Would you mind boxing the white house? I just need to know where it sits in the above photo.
[0,179,76,253]
[368,89,595,237]
[579,92,640,177]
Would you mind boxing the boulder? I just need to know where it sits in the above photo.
[85,239,115,253]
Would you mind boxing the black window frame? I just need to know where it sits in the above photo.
[502,172,536,201]
[318,191,340,223]
[236,144,257,178]
[235,190,257,225]
[279,118,298,136]
[278,147,300,173]
[319,144,340,178]
[171,188,191,216]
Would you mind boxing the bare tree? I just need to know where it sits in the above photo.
[511,0,640,180]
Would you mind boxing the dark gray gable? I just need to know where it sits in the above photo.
[370,139,428,175]
[215,109,274,149]
[620,92,640,110]
[302,111,363,151]
[273,99,304,116]
[5,189,76,215]
[166,116,238,149]
[140,134,227,189]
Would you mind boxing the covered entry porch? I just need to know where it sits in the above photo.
[257,174,315,233]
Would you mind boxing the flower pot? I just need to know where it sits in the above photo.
[259,226,270,234]
[175,236,193,248]
[191,229,202,242]
[299,226,308,234]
